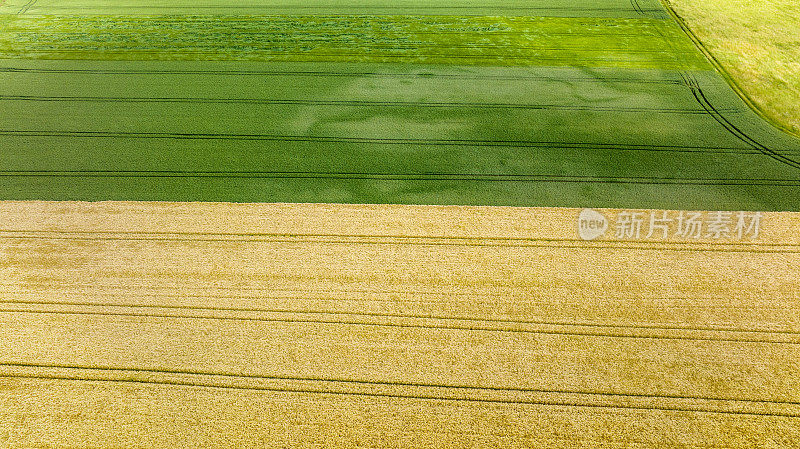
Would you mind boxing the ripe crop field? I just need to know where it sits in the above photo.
[1,0,799,447]
[1,201,799,447]
[0,0,799,209]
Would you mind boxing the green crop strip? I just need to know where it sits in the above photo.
[0,15,710,69]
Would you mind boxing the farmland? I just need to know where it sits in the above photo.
[667,0,800,136]
[0,0,798,209]
[1,201,800,447]
[1,0,799,447]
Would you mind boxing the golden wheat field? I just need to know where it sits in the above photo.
[0,201,798,447]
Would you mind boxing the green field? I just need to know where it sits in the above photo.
[667,0,800,136]
[0,0,799,209]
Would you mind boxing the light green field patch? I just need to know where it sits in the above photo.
[0,15,710,69]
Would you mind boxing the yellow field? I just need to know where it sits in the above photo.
[666,0,800,135]
[1,202,798,447]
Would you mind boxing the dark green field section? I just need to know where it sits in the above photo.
[0,0,799,209]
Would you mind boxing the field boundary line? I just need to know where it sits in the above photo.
[4,362,799,405]
[0,94,738,114]
[0,67,686,85]
[1,230,798,252]
[7,281,796,303]
[5,307,799,344]
[5,5,668,13]
[7,373,796,417]
[1,229,797,246]
[0,130,758,153]
[2,298,798,337]
[0,170,796,187]
[2,362,798,417]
